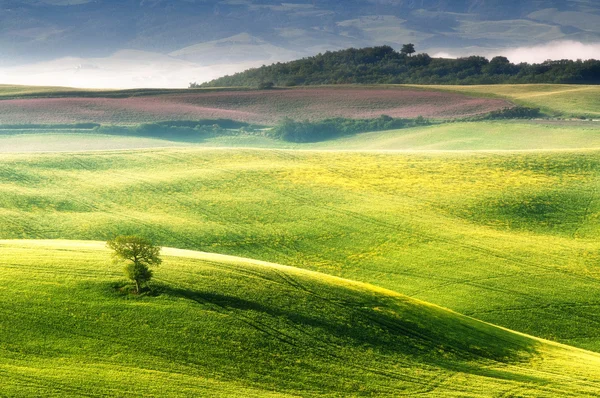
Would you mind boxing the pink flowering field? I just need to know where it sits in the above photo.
[0,87,512,125]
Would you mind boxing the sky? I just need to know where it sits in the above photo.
[1,1,599,88]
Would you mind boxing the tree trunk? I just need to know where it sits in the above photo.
[135,280,140,294]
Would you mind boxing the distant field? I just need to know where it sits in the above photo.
[2,148,600,353]
[0,133,189,153]
[308,120,600,151]
[4,83,597,121]
[421,84,600,118]
[2,120,599,152]
[1,240,600,396]
[0,86,511,125]
[0,84,87,98]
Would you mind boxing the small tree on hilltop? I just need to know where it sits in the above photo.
[107,236,162,294]
[401,43,416,57]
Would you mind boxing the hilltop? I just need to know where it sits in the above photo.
[200,46,600,87]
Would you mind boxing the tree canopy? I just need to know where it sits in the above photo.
[107,236,162,293]
[200,46,600,87]
[401,43,416,57]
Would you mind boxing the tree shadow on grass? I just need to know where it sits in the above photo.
[91,280,547,384]
[142,283,541,371]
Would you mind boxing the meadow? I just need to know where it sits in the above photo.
[1,148,600,356]
[1,240,600,396]
[2,120,599,152]
[422,84,600,119]
[2,83,600,396]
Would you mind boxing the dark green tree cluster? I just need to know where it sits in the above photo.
[200,46,600,87]
[269,115,428,143]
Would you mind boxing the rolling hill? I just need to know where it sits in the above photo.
[1,240,599,396]
[1,148,600,356]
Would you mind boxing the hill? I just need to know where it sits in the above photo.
[1,239,600,396]
[2,148,600,355]
[200,46,600,87]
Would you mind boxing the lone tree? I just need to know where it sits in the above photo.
[401,43,416,57]
[107,236,162,294]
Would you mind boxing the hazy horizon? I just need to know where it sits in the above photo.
[1,1,600,88]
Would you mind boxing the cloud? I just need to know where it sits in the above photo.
[434,41,600,63]
[2,40,600,89]
[497,41,600,64]
[0,50,262,89]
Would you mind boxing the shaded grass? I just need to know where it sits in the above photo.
[1,241,600,396]
[2,120,600,152]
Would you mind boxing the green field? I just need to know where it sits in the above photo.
[1,240,600,396]
[1,148,600,355]
[420,84,600,119]
[0,84,86,98]
[2,120,600,152]
[2,83,600,396]
[0,132,191,153]
[303,120,600,150]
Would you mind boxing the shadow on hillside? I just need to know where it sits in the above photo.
[144,282,541,372]
[94,120,263,144]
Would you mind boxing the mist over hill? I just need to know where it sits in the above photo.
[1,0,599,87]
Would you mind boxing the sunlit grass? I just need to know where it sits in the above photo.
[416,84,600,118]
[1,148,600,353]
[1,240,599,396]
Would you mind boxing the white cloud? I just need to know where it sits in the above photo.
[496,40,600,64]
[432,41,600,63]
[0,50,263,89]
[2,40,599,89]
[430,52,455,59]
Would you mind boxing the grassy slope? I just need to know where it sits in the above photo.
[0,85,249,99]
[0,85,185,99]
[301,120,600,150]
[0,85,86,98]
[1,149,600,353]
[2,120,600,152]
[417,84,600,118]
[1,240,600,397]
